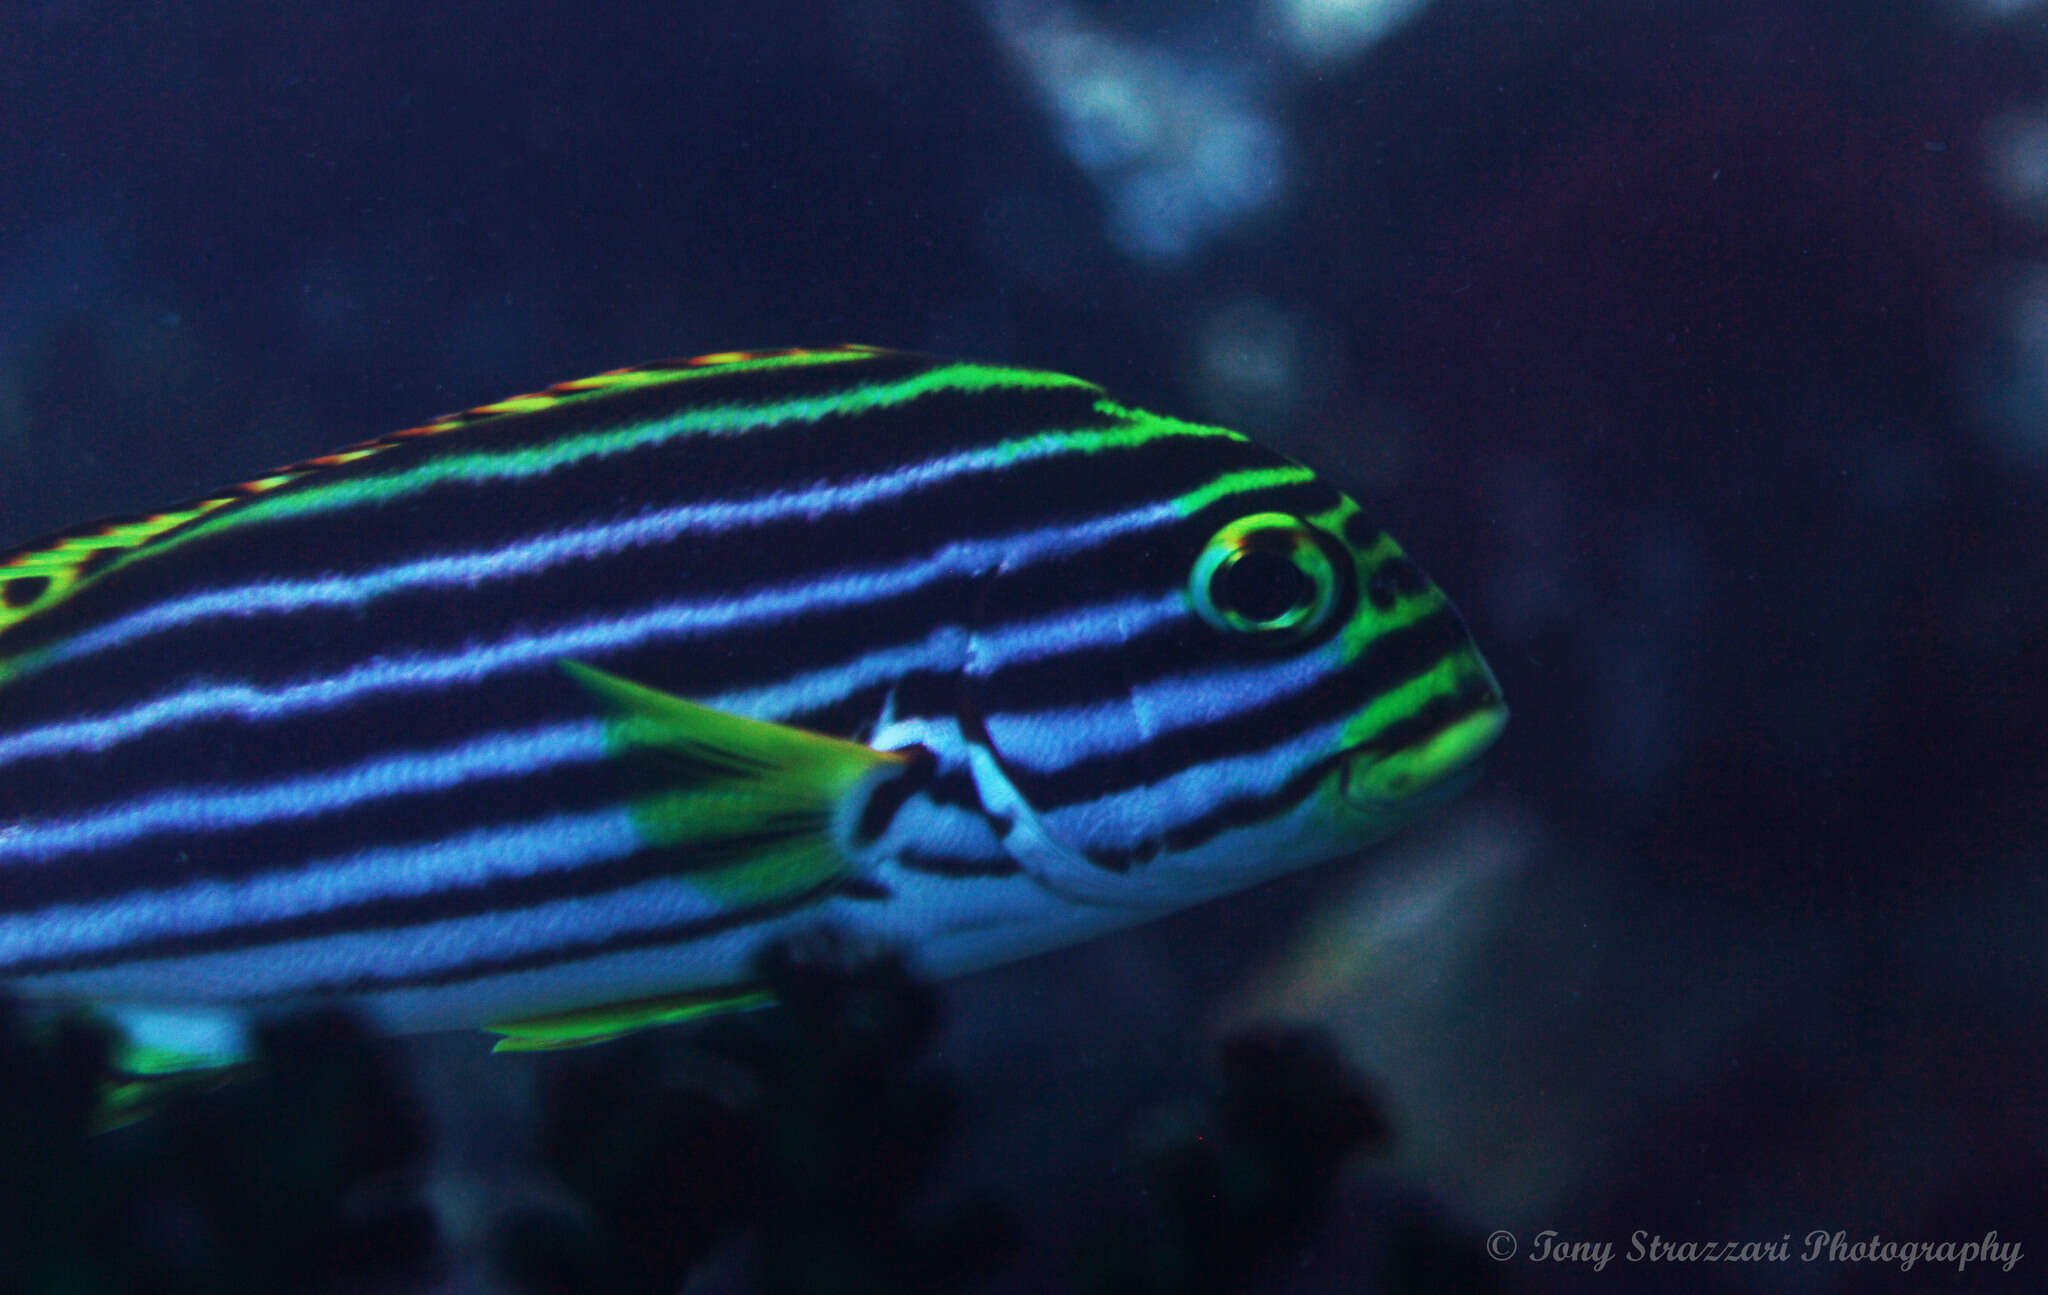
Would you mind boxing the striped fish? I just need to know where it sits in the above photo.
[0,345,1503,1077]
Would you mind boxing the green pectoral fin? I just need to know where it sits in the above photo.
[504,665,908,1053]
[90,1004,255,1131]
[96,1069,248,1133]
[565,659,907,907]
[487,983,775,1051]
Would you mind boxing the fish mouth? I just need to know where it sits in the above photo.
[1339,701,1508,810]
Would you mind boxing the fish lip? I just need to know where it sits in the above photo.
[1338,747,1464,813]
[1338,702,1507,810]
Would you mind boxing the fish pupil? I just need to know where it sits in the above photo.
[1218,548,1313,624]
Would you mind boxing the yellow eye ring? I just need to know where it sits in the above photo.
[1189,513,1340,639]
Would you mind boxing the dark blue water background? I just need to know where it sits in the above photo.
[2,1,2043,1290]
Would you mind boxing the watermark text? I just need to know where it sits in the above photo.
[1481,1228,2021,1275]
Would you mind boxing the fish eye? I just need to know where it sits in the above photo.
[1189,513,1340,639]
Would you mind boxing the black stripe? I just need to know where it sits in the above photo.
[1007,609,1477,810]
[0,345,1458,1011]
[955,478,1347,632]
[0,825,838,979]
[1347,684,1504,759]
[0,350,916,587]
[0,421,1267,746]
[288,878,850,996]
[11,381,1134,615]
[0,749,638,913]
[853,746,936,844]
[1081,753,1346,872]
[0,438,1316,828]
[1084,686,1502,871]
[894,849,1022,879]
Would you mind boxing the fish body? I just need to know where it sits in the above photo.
[0,346,1503,1069]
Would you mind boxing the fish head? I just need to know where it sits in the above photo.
[961,484,1505,910]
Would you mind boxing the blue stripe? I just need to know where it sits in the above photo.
[1037,715,1351,851]
[14,424,1194,681]
[985,640,1348,771]
[698,591,1187,719]
[15,873,759,998]
[0,721,609,864]
[0,501,1185,769]
[0,806,648,967]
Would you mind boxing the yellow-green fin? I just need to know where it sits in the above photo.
[564,660,906,908]
[487,983,775,1051]
[487,664,909,1052]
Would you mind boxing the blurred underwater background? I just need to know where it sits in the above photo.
[3,0,2046,1290]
